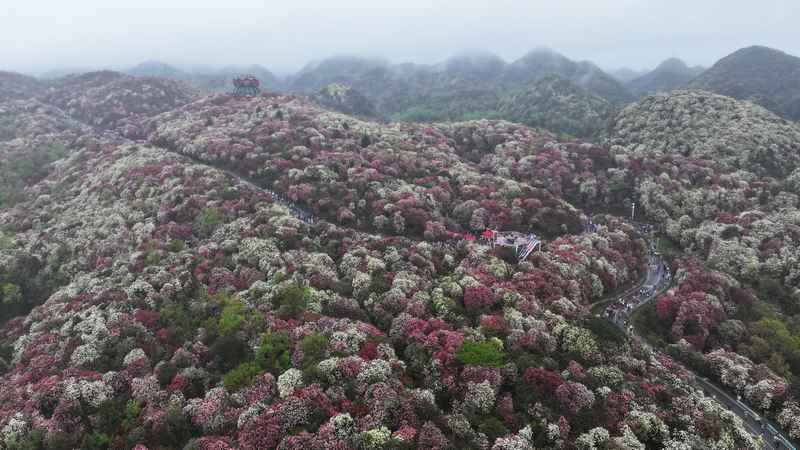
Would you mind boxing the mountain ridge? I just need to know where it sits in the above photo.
[690,45,800,120]
[626,58,705,96]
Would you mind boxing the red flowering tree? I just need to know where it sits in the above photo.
[463,285,496,316]
[523,367,565,398]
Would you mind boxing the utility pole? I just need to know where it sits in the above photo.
[631,202,636,221]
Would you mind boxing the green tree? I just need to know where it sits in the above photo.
[196,208,223,237]
[224,362,264,391]
[122,400,142,432]
[218,299,246,336]
[81,432,111,450]
[1,283,22,305]
[256,331,293,375]
[299,332,329,376]
[274,282,308,320]
[5,428,46,450]
[0,142,67,208]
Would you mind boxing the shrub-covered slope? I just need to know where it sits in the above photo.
[497,76,615,139]
[309,84,380,119]
[146,94,589,237]
[0,71,42,103]
[609,90,800,177]
[41,71,198,137]
[0,91,768,449]
[0,99,93,209]
[608,88,800,438]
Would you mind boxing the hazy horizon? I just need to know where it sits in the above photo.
[3,0,799,77]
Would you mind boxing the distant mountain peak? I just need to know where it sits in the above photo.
[310,83,379,119]
[609,67,649,83]
[626,57,705,97]
[518,47,571,64]
[444,50,506,80]
[523,46,563,57]
[503,49,633,104]
[0,71,43,102]
[690,45,800,120]
[128,61,186,79]
[132,60,175,69]
[447,49,504,62]
[656,58,689,71]
[735,45,791,55]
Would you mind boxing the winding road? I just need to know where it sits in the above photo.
[603,229,797,450]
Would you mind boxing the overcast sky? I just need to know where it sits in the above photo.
[3,0,798,76]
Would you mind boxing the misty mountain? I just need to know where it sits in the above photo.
[439,50,507,81]
[501,48,635,105]
[288,49,634,123]
[626,58,705,96]
[290,56,413,114]
[289,55,497,120]
[497,75,615,139]
[40,70,197,133]
[309,83,379,119]
[290,55,394,91]
[192,65,283,92]
[128,60,187,80]
[0,71,43,102]
[127,61,283,93]
[690,45,800,120]
[609,67,649,83]
[38,68,96,79]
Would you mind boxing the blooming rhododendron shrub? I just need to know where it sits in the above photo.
[556,381,595,415]
[463,285,496,315]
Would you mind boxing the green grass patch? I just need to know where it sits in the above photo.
[456,339,506,368]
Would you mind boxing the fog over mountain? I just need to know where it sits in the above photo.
[2,0,799,75]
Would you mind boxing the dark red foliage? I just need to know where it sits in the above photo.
[237,410,284,450]
[417,421,450,449]
[463,286,496,314]
[729,287,756,306]
[359,340,380,360]
[600,390,634,432]
[134,309,161,329]
[656,295,678,322]
[523,367,565,397]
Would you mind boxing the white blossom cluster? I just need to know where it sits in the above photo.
[277,368,304,399]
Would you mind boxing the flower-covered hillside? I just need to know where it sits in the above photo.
[0,99,91,142]
[0,109,763,448]
[0,99,95,210]
[634,258,800,437]
[40,71,198,137]
[611,90,800,438]
[610,90,800,177]
[0,71,43,103]
[147,94,586,238]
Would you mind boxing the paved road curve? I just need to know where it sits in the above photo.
[602,230,797,450]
